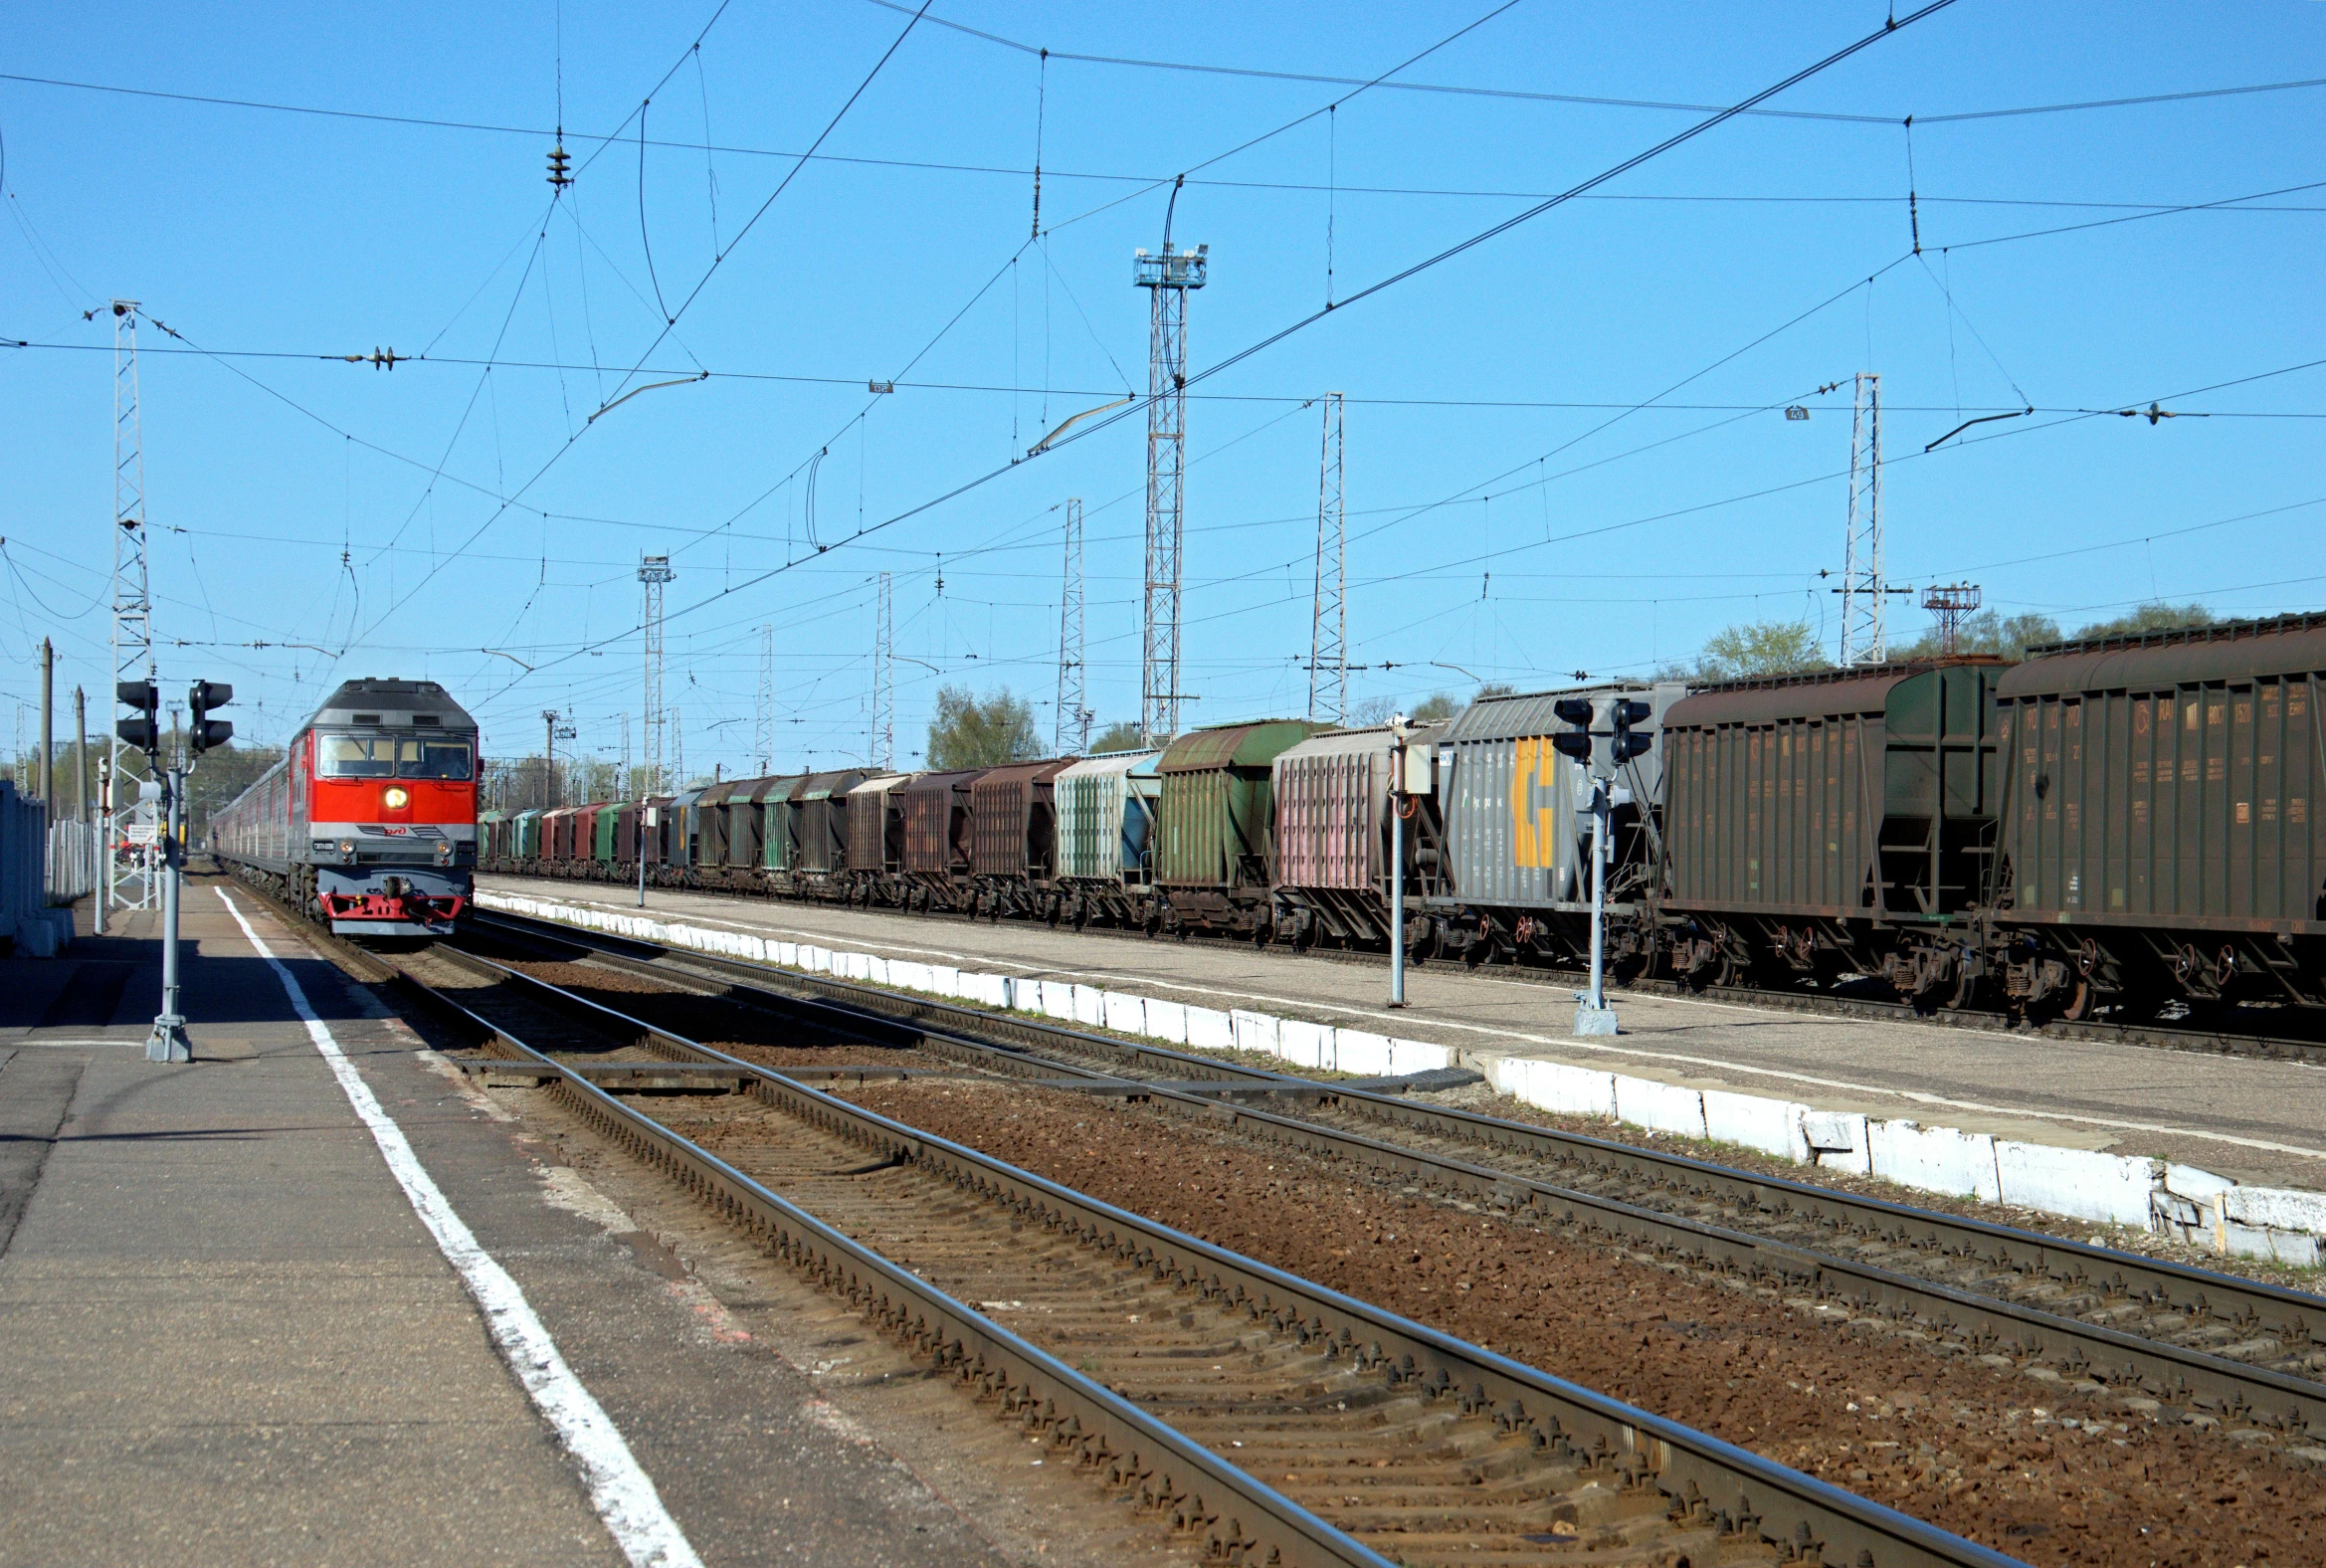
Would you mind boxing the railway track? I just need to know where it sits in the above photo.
[464,902,2326,1455]
[243,882,2021,1567]
[486,870,2326,1064]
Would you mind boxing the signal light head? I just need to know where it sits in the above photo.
[1551,697,1595,728]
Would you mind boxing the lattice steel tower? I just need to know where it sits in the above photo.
[1135,181,1206,744]
[639,555,675,793]
[1056,499,1088,754]
[106,301,155,915]
[1839,372,1885,666]
[1308,392,1346,725]
[872,572,893,770]
[754,624,774,777]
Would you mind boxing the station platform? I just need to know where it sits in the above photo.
[0,883,1026,1566]
[488,876,2326,1192]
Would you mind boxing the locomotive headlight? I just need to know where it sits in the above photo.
[383,786,410,809]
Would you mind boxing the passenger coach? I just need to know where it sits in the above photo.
[210,677,479,935]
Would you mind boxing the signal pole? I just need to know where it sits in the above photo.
[639,554,675,794]
[105,300,154,934]
[1135,180,1206,745]
[1308,392,1346,725]
[872,573,893,769]
[1056,500,1087,754]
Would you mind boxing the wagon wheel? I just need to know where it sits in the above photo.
[2058,976,2095,1022]
[1944,963,1977,1011]
[1071,900,1089,932]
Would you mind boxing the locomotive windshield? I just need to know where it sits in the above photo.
[317,732,474,780]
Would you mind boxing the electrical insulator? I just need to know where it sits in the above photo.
[547,144,573,189]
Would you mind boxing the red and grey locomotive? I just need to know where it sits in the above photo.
[210,678,479,935]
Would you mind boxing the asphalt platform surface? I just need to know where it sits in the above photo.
[0,885,1023,1567]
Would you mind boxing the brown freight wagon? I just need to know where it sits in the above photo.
[900,768,984,909]
[843,773,909,904]
[1992,611,2326,1018]
[970,759,1074,918]
[1661,659,2005,1002]
[690,780,745,883]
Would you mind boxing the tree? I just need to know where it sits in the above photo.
[1088,720,1146,754]
[1475,681,1516,699]
[1409,690,1460,721]
[2069,600,2214,643]
[1347,695,1397,726]
[926,686,1042,768]
[1691,620,1830,682]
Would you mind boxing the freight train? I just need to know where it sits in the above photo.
[210,678,479,935]
[482,611,2326,1023]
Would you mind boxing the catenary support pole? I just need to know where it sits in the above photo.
[74,686,87,822]
[38,639,53,816]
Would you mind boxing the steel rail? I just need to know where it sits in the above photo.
[456,920,2326,1444]
[468,903,2326,1438]
[397,959,1395,1568]
[411,941,2020,1568]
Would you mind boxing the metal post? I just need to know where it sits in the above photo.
[1389,782,1407,1008]
[146,766,189,1062]
[38,639,53,817]
[637,801,653,908]
[1574,782,1619,1036]
[95,756,110,935]
[74,686,87,822]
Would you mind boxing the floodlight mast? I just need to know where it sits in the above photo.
[1135,178,1207,745]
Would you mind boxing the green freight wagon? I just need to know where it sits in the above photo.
[756,774,808,873]
[1155,719,1319,936]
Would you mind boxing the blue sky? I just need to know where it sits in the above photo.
[3,1,2320,774]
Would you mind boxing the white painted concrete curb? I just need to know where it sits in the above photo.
[479,889,2326,1268]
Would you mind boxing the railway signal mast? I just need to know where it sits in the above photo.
[1554,696,1651,1038]
[1135,180,1206,744]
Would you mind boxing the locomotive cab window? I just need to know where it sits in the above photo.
[317,734,395,777]
[399,738,474,780]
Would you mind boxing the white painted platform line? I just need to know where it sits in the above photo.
[216,889,703,1568]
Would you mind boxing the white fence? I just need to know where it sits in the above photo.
[46,817,98,904]
[0,782,77,955]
